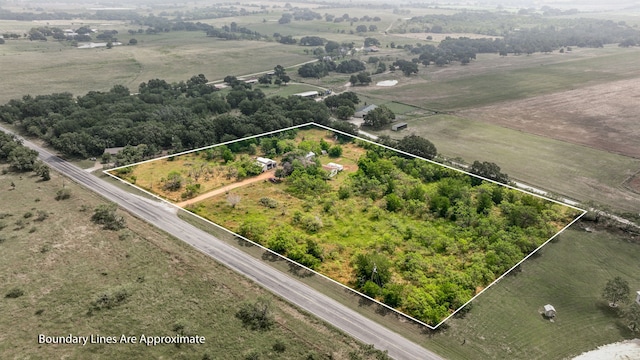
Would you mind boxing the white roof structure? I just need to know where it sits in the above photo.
[325,162,344,170]
[256,157,276,164]
[292,91,319,97]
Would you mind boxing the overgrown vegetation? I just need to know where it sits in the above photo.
[155,128,582,325]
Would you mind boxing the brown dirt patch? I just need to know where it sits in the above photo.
[458,77,640,159]
[624,171,640,194]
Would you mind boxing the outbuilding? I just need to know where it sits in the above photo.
[354,104,378,118]
[292,91,320,98]
[543,304,556,318]
[392,122,408,131]
[255,157,277,172]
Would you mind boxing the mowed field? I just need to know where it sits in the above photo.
[0,168,389,360]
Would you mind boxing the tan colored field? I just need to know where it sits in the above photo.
[458,78,640,159]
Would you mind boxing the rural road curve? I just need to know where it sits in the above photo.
[0,125,444,360]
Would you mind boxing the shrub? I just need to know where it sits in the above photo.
[90,287,131,311]
[273,339,286,353]
[5,287,24,298]
[91,203,126,230]
[55,188,71,200]
[35,210,48,222]
[259,197,278,208]
[235,297,274,331]
[328,145,343,157]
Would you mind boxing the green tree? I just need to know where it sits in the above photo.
[356,72,372,85]
[34,161,50,181]
[625,304,640,332]
[470,161,509,184]
[602,276,630,307]
[353,252,392,287]
[362,105,395,129]
[396,134,437,160]
[128,38,137,45]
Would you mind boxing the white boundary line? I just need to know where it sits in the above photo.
[104,122,587,329]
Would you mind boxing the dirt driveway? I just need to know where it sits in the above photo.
[176,170,275,207]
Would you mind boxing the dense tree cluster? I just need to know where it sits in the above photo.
[469,161,509,185]
[324,92,360,120]
[0,75,330,161]
[392,59,419,75]
[299,36,325,46]
[206,22,266,41]
[335,59,366,74]
[298,59,337,78]
[349,72,372,86]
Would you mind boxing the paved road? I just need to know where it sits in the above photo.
[0,125,444,360]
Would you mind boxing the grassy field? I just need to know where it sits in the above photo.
[0,31,314,103]
[358,47,640,111]
[0,167,390,360]
[374,114,640,213]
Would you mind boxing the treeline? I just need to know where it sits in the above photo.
[0,75,333,160]
[405,20,640,67]
[402,11,640,52]
[0,7,263,22]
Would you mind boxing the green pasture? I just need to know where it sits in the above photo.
[362,47,640,111]
[0,32,314,103]
[375,114,640,213]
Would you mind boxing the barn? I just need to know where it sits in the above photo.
[354,104,378,118]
